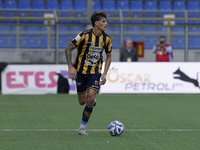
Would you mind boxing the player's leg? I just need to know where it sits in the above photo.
[87,88,97,106]
[77,92,87,105]
[78,89,97,135]
[85,88,97,106]
[78,74,101,135]
[77,89,97,106]
[76,73,91,135]
[76,72,87,105]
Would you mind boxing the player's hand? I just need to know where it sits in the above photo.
[100,74,107,85]
[68,65,77,80]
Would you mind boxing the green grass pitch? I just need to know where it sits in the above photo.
[0,94,200,150]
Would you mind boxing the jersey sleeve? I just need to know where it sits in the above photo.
[105,38,112,54]
[166,45,172,53]
[152,46,157,53]
[70,31,85,48]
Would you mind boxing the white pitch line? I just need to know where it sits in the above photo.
[0,129,200,132]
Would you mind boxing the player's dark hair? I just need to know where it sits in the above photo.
[159,36,165,39]
[91,11,107,27]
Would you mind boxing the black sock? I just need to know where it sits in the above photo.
[82,104,93,124]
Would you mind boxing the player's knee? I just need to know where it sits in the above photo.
[87,96,95,106]
[79,101,85,105]
[78,97,86,105]
[78,93,87,105]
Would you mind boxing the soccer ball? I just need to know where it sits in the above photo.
[108,121,124,136]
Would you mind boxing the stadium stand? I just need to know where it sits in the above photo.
[159,0,172,10]
[188,26,200,49]
[125,26,142,42]
[116,12,129,23]
[0,0,199,51]
[27,26,40,36]
[32,0,45,9]
[131,0,143,10]
[106,26,113,32]
[171,35,185,49]
[0,36,9,48]
[59,35,68,48]
[18,11,29,23]
[145,0,158,10]
[188,13,200,24]
[19,35,26,48]
[144,35,157,49]
[70,26,83,33]
[173,0,186,10]
[106,12,115,23]
[31,12,43,23]
[50,36,55,48]
[131,12,143,24]
[10,36,16,48]
[74,12,87,23]
[4,0,17,9]
[46,0,60,10]
[112,35,120,49]
[188,35,200,49]
[39,35,47,48]
[74,0,87,10]
[0,0,3,9]
[2,11,15,23]
[59,12,73,23]
[158,26,167,32]
[116,0,130,10]
[187,0,200,11]
[130,35,142,43]
[60,0,74,10]
[18,0,31,9]
[171,27,185,49]
[145,12,157,24]
[159,12,171,24]
[189,27,200,33]
[157,27,168,39]
[113,26,120,32]
[59,26,68,32]
[129,26,141,32]
[102,0,115,10]
[174,12,185,24]
[25,35,39,48]
[19,26,26,36]
[0,26,11,35]
[93,0,101,10]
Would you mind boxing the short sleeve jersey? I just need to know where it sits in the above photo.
[71,28,112,74]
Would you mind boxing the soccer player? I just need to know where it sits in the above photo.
[65,11,112,135]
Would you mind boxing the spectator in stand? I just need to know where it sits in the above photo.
[152,36,173,62]
[120,39,138,62]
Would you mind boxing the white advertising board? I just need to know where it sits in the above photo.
[1,65,76,95]
[2,63,200,95]
[100,62,200,94]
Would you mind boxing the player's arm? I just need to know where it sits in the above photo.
[100,38,112,85]
[65,32,84,80]
[100,53,111,85]
[65,43,77,80]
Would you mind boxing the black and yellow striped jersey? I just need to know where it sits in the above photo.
[71,28,112,74]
